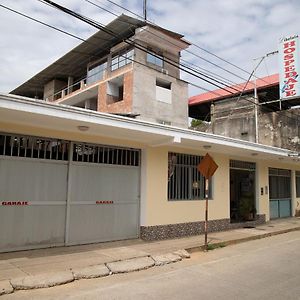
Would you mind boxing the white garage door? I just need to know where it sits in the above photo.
[0,134,140,252]
[0,134,69,252]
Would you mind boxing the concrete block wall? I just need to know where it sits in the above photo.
[132,63,188,128]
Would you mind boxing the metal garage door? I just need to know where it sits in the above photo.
[0,134,69,252]
[67,142,140,245]
[0,134,140,252]
[269,168,291,219]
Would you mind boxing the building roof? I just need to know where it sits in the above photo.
[11,15,190,99]
[0,92,297,162]
[11,15,146,98]
[189,73,279,106]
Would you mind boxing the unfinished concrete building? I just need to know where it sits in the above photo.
[189,74,300,152]
[11,15,190,128]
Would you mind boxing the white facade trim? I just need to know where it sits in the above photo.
[0,93,296,160]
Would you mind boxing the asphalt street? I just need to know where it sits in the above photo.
[3,230,300,300]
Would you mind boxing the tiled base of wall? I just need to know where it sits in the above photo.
[140,214,266,241]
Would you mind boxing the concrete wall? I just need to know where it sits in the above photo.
[140,147,229,226]
[258,109,300,151]
[2,121,299,232]
[132,63,188,128]
[44,79,67,101]
[194,97,300,151]
[256,159,300,220]
[140,146,300,228]
[134,40,180,79]
[210,96,256,142]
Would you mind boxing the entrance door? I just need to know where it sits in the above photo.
[230,160,256,222]
[269,168,291,219]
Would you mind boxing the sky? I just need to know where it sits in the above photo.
[0,0,299,97]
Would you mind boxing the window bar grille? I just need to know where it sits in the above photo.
[3,135,6,155]
[50,141,53,160]
[10,137,13,156]
[30,138,34,158]
[107,147,110,164]
[92,145,95,163]
[25,138,28,157]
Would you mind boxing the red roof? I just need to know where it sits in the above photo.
[189,74,279,106]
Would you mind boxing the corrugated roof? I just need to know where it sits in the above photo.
[11,15,146,98]
[189,73,279,106]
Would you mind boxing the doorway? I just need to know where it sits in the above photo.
[230,160,256,222]
[269,168,291,219]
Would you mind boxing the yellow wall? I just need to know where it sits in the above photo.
[142,147,229,226]
[1,121,300,225]
[256,159,300,220]
[142,147,300,226]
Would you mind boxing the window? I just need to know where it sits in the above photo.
[168,152,212,200]
[0,133,69,161]
[87,61,107,85]
[147,51,163,67]
[269,168,291,199]
[156,79,171,89]
[73,142,140,166]
[296,171,300,197]
[156,78,172,103]
[107,75,124,104]
[111,48,134,71]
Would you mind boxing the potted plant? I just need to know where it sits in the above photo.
[239,196,256,221]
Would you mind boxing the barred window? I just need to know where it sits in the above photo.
[296,171,300,198]
[73,142,140,166]
[111,48,134,71]
[168,152,212,201]
[87,61,107,85]
[269,168,291,199]
[0,133,69,161]
[146,51,163,67]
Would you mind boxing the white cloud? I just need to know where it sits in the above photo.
[0,0,299,97]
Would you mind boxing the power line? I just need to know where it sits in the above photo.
[39,0,242,94]
[100,0,282,89]
[2,1,299,126]
[82,0,300,125]
[0,3,223,100]
[31,1,300,125]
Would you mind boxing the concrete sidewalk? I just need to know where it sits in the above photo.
[1,217,300,295]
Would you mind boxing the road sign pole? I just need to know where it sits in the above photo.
[197,153,218,252]
[204,177,209,251]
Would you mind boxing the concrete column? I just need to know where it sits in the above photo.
[85,99,91,109]
[67,76,74,94]
[291,170,296,216]
[106,54,112,78]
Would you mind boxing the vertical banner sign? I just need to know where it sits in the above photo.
[279,35,300,99]
[197,153,218,251]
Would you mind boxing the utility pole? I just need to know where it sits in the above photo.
[143,0,147,21]
[253,51,278,143]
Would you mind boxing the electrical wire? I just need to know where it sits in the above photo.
[0,3,224,100]
[82,0,300,124]
[1,1,299,128]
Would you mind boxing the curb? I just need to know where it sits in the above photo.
[1,227,299,296]
[186,226,300,253]
[1,250,190,296]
